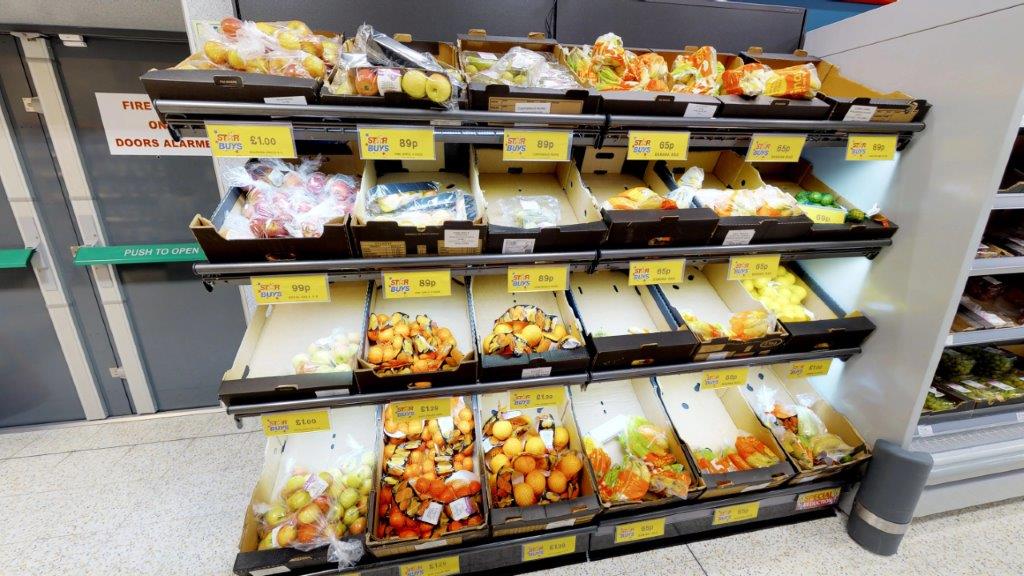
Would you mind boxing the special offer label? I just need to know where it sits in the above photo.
[509,387,565,409]
[628,259,685,285]
[727,254,781,280]
[95,93,209,156]
[251,275,330,304]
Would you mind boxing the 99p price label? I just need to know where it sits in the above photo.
[359,126,436,160]
[251,274,330,304]
[502,129,572,162]
[381,270,451,299]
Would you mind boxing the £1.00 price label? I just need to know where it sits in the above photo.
[262,410,331,436]
[509,387,565,410]
[628,259,685,285]
[359,127,436,160]
[712,502,760,525]
[392,397,452,423]
[701,367,749,390]
[627,131,690,161]
[399,555,459,576]
[614,518,666,544]
[251,275,330,304]
[503,129,572,162]
[507,265,568,293]
[522,535,576,562]
[746,134,806,162]
[846,134,897,161]
[727,254,781,281]
[207,122,296,158]
[788,358,833,378]
[381,270,451,299]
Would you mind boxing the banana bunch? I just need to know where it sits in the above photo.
[481,305,582,357]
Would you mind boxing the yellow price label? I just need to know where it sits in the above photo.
[628,259,685,285]
[381,270,451,299]
[727,254,780,280]
[391,397,452,423]
[712,501,760,525]
[522,535,576,562]
[796,487,842,511]
[614,517,666,543]
[627,131,689,161]
[788,358,833,378]
[846,134,897,161]
[261,410,331,436]
[251,275,330,304]
[359,127,436,160]
[509,386,565,409]
[207,122,296,158]
[503,129,572,162]
[701,367,749,390]
[798,204,846,224]
[399,556,459,576]
[746,134,806,162]
[507,265,568,293]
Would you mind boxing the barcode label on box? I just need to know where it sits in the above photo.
[684,103,717,118]
[263,95,307,105]
[522,366,553,379]
[515,102,552,114]
[444,229,480,249]
[722,229,755,246]
[502,238,536,254]
[843,105,877,122]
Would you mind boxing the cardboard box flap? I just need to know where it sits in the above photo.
[570,271,673,337]
[744,47,915,101]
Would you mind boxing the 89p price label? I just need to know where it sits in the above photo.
[846,134,897,161]
[251,274,330,304]
[746,134,806,162]
[381,270,451,299]
[627,131,690,161]
[727,254,781,280]
[507,265,568,293]
[502,129,572,162]
[359,127,436,160]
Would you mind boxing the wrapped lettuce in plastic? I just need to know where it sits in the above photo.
[490,195,560,228]
[721,63,771,97]
[364,181,478,226]
[754,385,857,469]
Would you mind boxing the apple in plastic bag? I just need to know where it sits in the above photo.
[306,172,327,195]
[355,69,378,96]
[264,505,288,527]
[401,70,428,99]
[425,73,453,104]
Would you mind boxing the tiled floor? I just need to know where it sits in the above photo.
[0,410,1019,576]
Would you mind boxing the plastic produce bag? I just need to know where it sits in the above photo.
[326,52,371,95]
[669,46,723,95]
[694,185,799,217]
[365,182,477,226]
[470,46,581,90]
[763,63,821,99]
[602,187,677,211]
[721,63,771,97]
[353,23,442,71]
[665,166,704,207]
[292,329,360,374]
[754,385,857,469]
[620,417,672,464]
[180,18,335,80]
[490,195,560,228]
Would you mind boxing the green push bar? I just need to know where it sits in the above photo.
[73,243,206,266]
[0,248,33,269]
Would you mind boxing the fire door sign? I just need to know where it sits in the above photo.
[95,92,210,156]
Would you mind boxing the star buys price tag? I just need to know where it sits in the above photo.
[614,518,666,543]
[391,397,452,423]
[746,133,806,162]
[788,358,833,378]
[207,122,296,158]
[507,265,568,293]
[701,367,749,390]
[727,254,780,280]
[627,131,689,161]
[522,535,576,562]
[509,387,565,409]
[798,204,846,224]
[399,555,459,576]
[381,270,451,299]
[251,275,330,304]
[262,410,331,436]
[628,259,685,285]
[503,129,572,162]
[846,134,897,161]
[359,126,436,160]
[712,501,760,525]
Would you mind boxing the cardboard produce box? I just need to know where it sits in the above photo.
[656,265,787,361]
[353,144,487,257]
[469,275,590,381]
[191,153,361,263]
[577,147,719,248]
[657,373,794,498]
[458,30,600,115]
[739,366,871,485]
[221,282,370,406]
[756,160,898,241]
[477,387,601,536]
[355,277,477,393]
[651,150,813,245]
[569,270,698,370]
[740,47,929,123]
[234,406,377,576]
[703,263,874,354]
[142,67,321,105]
[368,396,489,557]
[571,379,704,511]
[472,146,607,254]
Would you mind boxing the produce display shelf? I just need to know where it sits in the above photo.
[224,347,859,420]
[992,193,1024,210]
[288,478,846,576]
[194,240,891,285]
[153,100,924,149]
[969,256,1024,276]
[917,402,1024,438]
[947,326,1024,346]
[914,424,1024,486]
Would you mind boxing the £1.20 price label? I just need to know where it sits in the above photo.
[503,129,572,162]
[522,535,576,562]
[381,270,451,299]
[788,358,833,378]
[701,367,749,390]
[251,275,330,304]
[746,134,806,162]
[207,122,296,158]
[398,555,459,576]
[507,265,568,293]
[628,259,685,285]
[614,518,666,543]
[727,254,781,281]
[262,410,331,436]
[627,131,689,161]
[846,134,897,161]
[391,397,452,423]
[359,127,436,160]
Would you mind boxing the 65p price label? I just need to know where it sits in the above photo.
[381,270,451,299]
[251,274,330,304]
[207,122,296,158]
[628,259,685,285]
[503,129,572,162]
[507,265,568,293]
[627,131,690,161]
[746,134,806,162]
[727,254,781,280]
[359,126,436,160]
[846,134,897,161]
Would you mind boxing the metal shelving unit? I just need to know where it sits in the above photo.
[991,193,1024,210]
[947,325,1024,346]
[970,256,1024,276]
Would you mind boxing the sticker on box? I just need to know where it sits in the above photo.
[684,103,717,118]
[843,105,877,122]
[522,366,553,379]
[443,229,480,249]
[514,102,552,114]
[502,238,536,254]
[721,229,755,246]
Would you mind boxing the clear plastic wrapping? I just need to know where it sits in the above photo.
[690,432,780,474]
[694,185,800,218]
[584,416,693,503]
[740,268,815,323]
[754,385,856,469]
[292,330,361,374]
[721,63,771,97]
[489,195,561,228]
[601,187,678,211]
[364,182,478,226]
[467,46,581,90]
[763,63,821,100]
